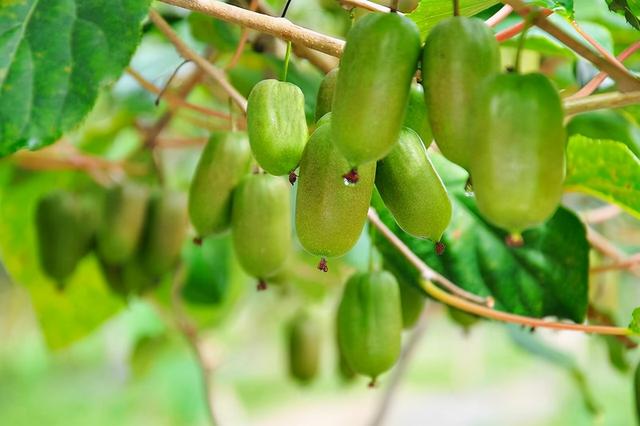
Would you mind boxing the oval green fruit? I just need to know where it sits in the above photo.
[188,131,252,238]
[97,183,149,265]
[296,124,375,260]
[288,310,321,384]
[471,73,565,234]
[35,191,98,287]
[376,128,452,241]
[139,190,189,277]
[337,271,402,383]
[447,306,480,332]
[403,83,432,147]
[231,173,291,283]
[332,13,421,166]
[315,68,339,121]
[398,276,425,329]
[422,17,500,170]
[316,111,332,128]
[247,79,308,175]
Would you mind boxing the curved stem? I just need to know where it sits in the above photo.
[282,41,292,82]
[564,90,640,116]
[486,4,513,27]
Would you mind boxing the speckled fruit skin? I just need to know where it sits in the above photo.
[35,191,98,287]
[331,13,421,166]
[471,73,566,233]
[288,311,321,384]
[97,183,149,265]
[247,79,308,176]
[375,128,451,241]
[231,173,291,279]
[403,83,432,147]
[295,124,375,258]
[315,68,339,121]
[139,190,189,277]
[188,132,252,238]
[422,17,500,170]
[337,271,402,382]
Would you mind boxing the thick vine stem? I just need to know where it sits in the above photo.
[501,0,640,92]
[367,208,632,336]
[564,90,640,116]
[160,0,345,57]
[149,9,249,112]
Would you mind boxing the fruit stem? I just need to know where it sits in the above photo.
[514,10,535,73]
[452,0,459,17]
[282,41,292,82]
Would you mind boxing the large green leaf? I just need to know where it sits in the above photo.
[0,167,122,349]
[0,0,151,156]
[565,135,640,218]
[605,0,640,30]
[408,0,499,38]
[374,154,589,323]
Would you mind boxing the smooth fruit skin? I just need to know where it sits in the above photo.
[375,128,452,241]
[35,191,98,287]
[331,13,421,166]
[422,17,500,170]
[337,271,402,381]
[403,83,432,147]
[139,190,189,277]
[471,73,566,233]
[315,68,339,121]
[188,131,252,238]
[247,79,308,175]
[296,124,375,258]
[288,311,321,384]
[97,183,149,265]
[231,173,291,279]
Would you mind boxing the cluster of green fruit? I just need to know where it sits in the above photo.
[35,185,188,295]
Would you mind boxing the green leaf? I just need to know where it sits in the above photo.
[374,154,589,323]
[529,0,574,18]
[188,12,241,52]
[629,307,640,334]
[605,0,640,30]
[0,0,151,156]
[564,135,640,218]
[0,167,122,349]
[408,0,499,39]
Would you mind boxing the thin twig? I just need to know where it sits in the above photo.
[339,0,401,14]
[486,4,513,27]
[149,9,249,112]
[369,310,430,426]
[569,41,640,99]
[571,20,625,71]
[586,227,640,277]
[495,8,552,42]
[581,205,621,224]
[587,305,638,349]
[368,208,631,336]
[160,0,345,58]
[171,265,218,426]
[564,91,640,116]
[590,253,640,274]
[501,0,640,92]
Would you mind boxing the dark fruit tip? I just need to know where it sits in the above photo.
[317,257,328,273]
[368,377,378,388]
[435,241,445,256]
[342,168,359,185]
[193,236,203,246]
[505,233,524,247]
[288,171,297,185]
[257,280,268,291]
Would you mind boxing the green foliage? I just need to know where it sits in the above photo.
[188,12,240,51]
[565,135,640,218]
[629,307,640,334]
[408,0,499,38]
[0,0,151,156]
[0,168,122,348]
[375,154,589,323]
[605,0,640,30]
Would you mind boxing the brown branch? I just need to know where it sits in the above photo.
[149,9,250,112]
[501,0,640,92]
[571,20,626,71]
[582,205,621,224]
[587,227,640,277]
[495,9,553,42]
[368,208,631,336]
[160,0,345,58]
[564,91,640,116]
[587,305,638,349]
[339,0,400,14]
[590,253,640,274]
[486,4,513,27]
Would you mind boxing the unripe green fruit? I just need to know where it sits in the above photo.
[288,310,321,384]
[139,190,189,277]
[403,83,432,147]
[247,79,308,175]
[376,128,452,241]
[447,306,480,331]
[316,112,332,128]
[231,173,291,281]
[35,191,98,287]
[337,271,402,383]
[100,257,157,297]
[398,277,425,329]
[97,183,149,265]
[296,124,375,258]
[422,17,500,170]
[315,68,339,121]
[188,132,252,238]
[471,73,565,233]
[332,13,421,166]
